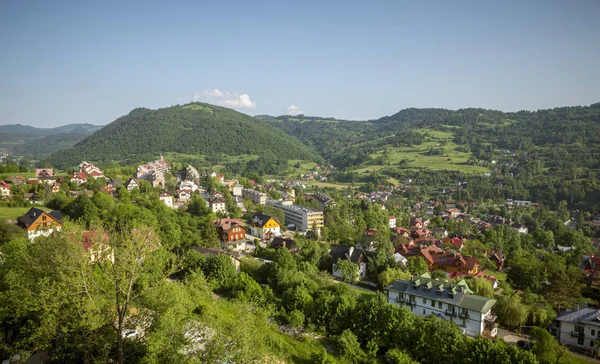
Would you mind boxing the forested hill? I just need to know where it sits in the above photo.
[49,103,320,169]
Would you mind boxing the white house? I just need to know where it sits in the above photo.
[389,216,397,229]
[209,197,227,214]
[159,192,174,208]
[0,181,11,199]
[232,184,243,197]
[179,180,198,192]
[249,213,281,239]
[125,178,140,191]
[385,273,498,338]
[330,245,368,281]
[551,307,600,352]
[178,189,192,202]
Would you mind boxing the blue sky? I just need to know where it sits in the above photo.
[1,0,599,127]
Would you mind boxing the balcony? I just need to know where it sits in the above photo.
[459,310,469,319]
[445,309,457,316]
[571,331,584,338]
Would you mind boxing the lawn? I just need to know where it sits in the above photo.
[0,206,33,219]
[354,127,489,175]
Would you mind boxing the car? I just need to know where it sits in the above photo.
[517,340,533,350]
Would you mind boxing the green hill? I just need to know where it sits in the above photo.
[49,103,320,169]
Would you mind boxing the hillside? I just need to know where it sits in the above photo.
[265,103,600,210]
[0,123,102,157]
[49,103,320,169]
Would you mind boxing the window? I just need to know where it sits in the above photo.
[578,336,584,345]
[438,302,442,309]
[423,309,426,315]
[423,298,427,304]
[591,340,595,348]
[593,329,596,336]
[431,300,435,307]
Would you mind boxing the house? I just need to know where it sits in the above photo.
[393,227,411,239]
[432,227,448,238]
[69,230,113,262]
[125,178,140,191]
[99,185,115,195]
[445,208,461,218]
[411,228,432,240]
[179,180,198,192]
[389,216,397,229]
[330,245,368,280]
[249,213,281,239]
[270,236,301,254]
[580,254,600,286]
[79,161,103,177]
[186,165,200,182]
[6,176,25,186]
[51,183,61,194]
[209,197,227,214]
[512,223,529,234]
[0,181,11,199]
[159,191,174,208]
[385,272,497,337]
[23,192,40,204]
[70,172,88,185]
[213,217,246,244]
[35,168,55,184]
[396,243,479,275]
[17,207,63,240]
[488,248,505,271]
[551,306,600,352]
[232,184,243,197]
[410,217,430,229]
[178,189,192,202]
[443,237,467,251]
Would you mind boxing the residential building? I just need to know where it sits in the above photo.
[410,217,430,229]
[125,178,140,191]
[397,243,479,275]
[270,237,300,254]
[79,161,104,178]
[389,216,397,229]
[214,217,246,244]
[249,213,281,239]
[51,183,61,194]
[6,176,25,186]
[308,192,333,210]
[186,165,200,182]
[0,181,11,199]
[209,196,227,214]
[135,155,169,188]
[488,248,505,271]
[70,172,88,185]
[551,307,600,351]
[179,180,198,192]
[386,273,497,337]
[242,188,267,205]
[178,189,192,202]
[35,168,55,185]
[268,201,324,233]
[232,184,243,197]
[331,245,368,280]
[159,191,174,208]
[17,207,63,240]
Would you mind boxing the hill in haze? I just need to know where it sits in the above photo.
[0,123,103,158]
[49,103,320,169]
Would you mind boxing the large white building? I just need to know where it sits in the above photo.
[551,307,600,351]
[242,188,267,205]
[268,201,324,233]
[385,273,498,338]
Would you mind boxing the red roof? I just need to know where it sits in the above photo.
[89,170,104,177]
[0,181,11,190]
[389,216,396,220]
[72,172,87,180]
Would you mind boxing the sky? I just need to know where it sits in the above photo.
[1,0,599,127]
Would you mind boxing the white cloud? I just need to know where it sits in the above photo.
[286,104,303,116]
[189,89,256,109]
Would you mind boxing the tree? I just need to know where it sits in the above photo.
[530,327,568,364]
[495,293,528,330]
[202,254,237,291]
[406,256,428,275]
[337,329,366,363]
[468,277,495,298]
[377,267,411,288]
[385,348,418,364]
[336,259,358,283]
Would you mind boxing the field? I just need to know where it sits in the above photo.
[354,128,489,175]
[0,206,33,219]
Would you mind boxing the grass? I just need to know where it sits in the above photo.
[0,206,34,219]
[182,104,214,113]
[354,127,489,175]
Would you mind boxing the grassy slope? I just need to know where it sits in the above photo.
[355,127,489,175]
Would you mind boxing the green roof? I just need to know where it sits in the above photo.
[460,295,497,313]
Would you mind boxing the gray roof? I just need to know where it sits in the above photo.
[385,273,496,313]
[556,307,600,326]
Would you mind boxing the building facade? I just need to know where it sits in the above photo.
[385,273,497,337]
[552,307,600,352]
[242,188,267,205]
[268,201,324,233]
